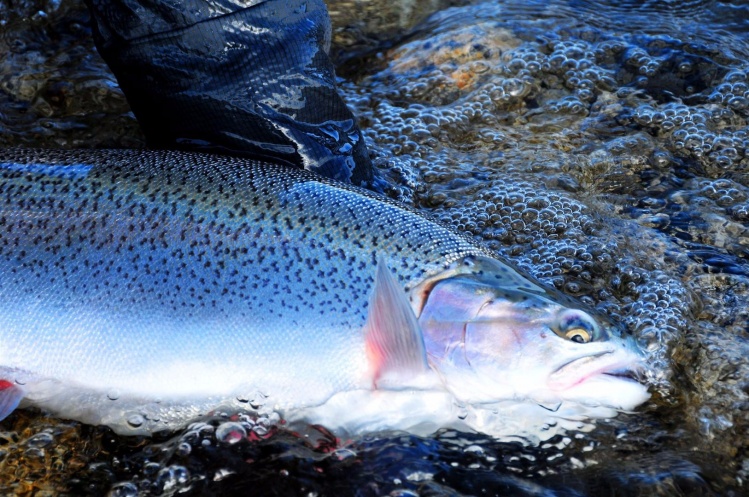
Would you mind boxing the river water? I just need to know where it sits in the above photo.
[0,0,747,495]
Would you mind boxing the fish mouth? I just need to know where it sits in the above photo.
[548,350,646,390]
[601,367,644,383]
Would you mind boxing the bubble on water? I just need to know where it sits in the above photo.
[549,96,587,115]
[179,421,215,447]
[107,482,138,497]
[215,421,247,445]
[143,461,161,477]
[142,408,161,423]
[23,447,45,459]
[126,414,145,428]
[252,421,270,437]
[175,442,191,457]
[155,465,190,493]
[727,202,749,221]
[24,430,54,449]
[249,390,268,410]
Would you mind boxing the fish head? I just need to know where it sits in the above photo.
[414,256,650,411]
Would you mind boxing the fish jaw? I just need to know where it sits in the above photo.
[546,345,651,410]
[422,331,650,411]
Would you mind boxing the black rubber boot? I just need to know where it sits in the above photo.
[84,0,380,189]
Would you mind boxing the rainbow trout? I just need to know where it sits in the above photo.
[0,149,649,436]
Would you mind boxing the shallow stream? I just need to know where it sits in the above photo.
[0,0,747,495]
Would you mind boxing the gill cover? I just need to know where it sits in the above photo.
[413,255,613,345]
[409,255,549,318]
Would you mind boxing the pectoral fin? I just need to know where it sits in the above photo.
[0,380,23,421]
[364,258,429,388]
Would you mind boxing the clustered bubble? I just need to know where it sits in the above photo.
[629,99,748,177]
[341,2,749,426]
[0,416,90,495]
[101,410,283,495]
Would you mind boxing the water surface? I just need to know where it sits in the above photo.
[0,0,747,495]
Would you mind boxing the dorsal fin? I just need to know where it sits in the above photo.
[364,258,429,388]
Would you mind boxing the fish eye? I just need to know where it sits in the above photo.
[553,310,599,343]
[564,328,591,343]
